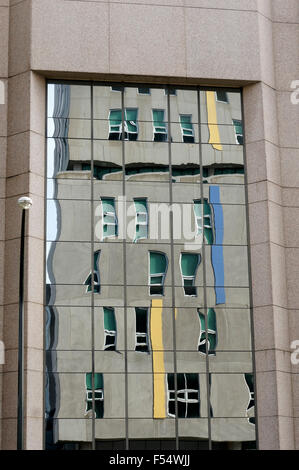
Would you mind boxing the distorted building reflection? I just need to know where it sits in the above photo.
[45,84,255,450]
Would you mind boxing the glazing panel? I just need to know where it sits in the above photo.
[93,180,123,201]
[94,307,125,352]
[46,351,92,373]
[124,87,168,122]
[93,285,125,308]
[46,242,91,285]
[201,203,247,246]
[201,123,243,146]
[174,287,205,309]
[200,90,242,126]
[47,138,92,178]
[128,419,176,443]
[92,243,124,285]
[171,142,200,169]
[45,306,92,351]
[125,141,169,176]
[206,287,250,310]
[202,183,245,205]
[126,244,172,287]
[126,306,174,353]
[46,373,93,420]
[127,351,174,374]
[46,284,92,307]
[46,199,91,242]
[205,245,249,287]
[211,419,256,449]
[169,89,198,124]
[166,373,207,419]
[171,184,201,204]
[93,85,122,120]
[46,420,93,450]
[47,179,91,200]
[195,308,252,352]
[178,418,209,443]
[94,351,125,373]
[170,122,199,144]
[48,83,91,119]
[209,374,255,419]
[125,181,170,204]
[95,420,126,444]
[203,170,245,186]
[175,248,203,292]
[125,202,173,244]
[208,352,253,373]
[93,139,123,172]
[128,374,173,419]
[175,352,207,374]
[201,143,244,169]
[175,307,207,352]
[47,118,91,139]
[93,198,122,243]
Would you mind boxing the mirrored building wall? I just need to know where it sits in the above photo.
[45,82,256,450]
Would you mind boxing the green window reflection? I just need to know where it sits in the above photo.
[152,109,167,142]
[179,114,194,143]
[108,108,138,140]
[101,198,118,239]
[134,198,148,242]
[180,253,200,297]
[103,307,117,351]
[109,109,122,140]
[85,373,104,419]
[197,309,217,355]
[125,108,138,141]
[167,373,200,418]
[193,199,214,245]
[135,307,149,352]
[84,250,101,293]
[233,119,243,145]
[149,251,168,296]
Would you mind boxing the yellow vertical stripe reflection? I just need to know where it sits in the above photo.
[206,91,223,151]
[151,299,166,419]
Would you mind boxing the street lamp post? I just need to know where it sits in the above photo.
[17,196,32,451]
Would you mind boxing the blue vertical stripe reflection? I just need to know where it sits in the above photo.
[209,186,226,304]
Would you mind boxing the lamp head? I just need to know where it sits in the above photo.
[18,196,33,210]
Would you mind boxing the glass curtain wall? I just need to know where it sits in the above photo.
[45,82,256,450]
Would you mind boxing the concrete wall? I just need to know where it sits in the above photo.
[0,0,298,449]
